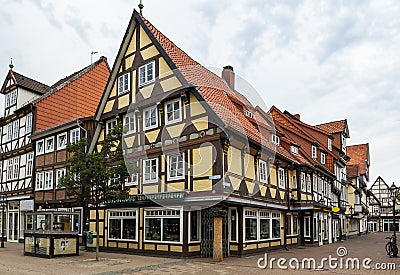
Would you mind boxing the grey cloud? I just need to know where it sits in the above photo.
[33,0,62,29]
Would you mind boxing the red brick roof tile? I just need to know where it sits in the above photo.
[347,143,369,175]
[315,120,346,134]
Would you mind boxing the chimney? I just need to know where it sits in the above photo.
[294,114,300,120]
[222,65,235,90]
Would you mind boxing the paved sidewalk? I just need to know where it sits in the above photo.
[0,233,399,274]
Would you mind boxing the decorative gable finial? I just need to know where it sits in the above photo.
[138,0,144,15]
[9,58,14,70]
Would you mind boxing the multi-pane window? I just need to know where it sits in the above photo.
[165,99,182,124]
[167,154,184,180]
[45,137,54,153]
[306,174,312,192]
[70,129,80,144]
[291,146,299,154]
[301,172,306,192]
[6,90,17,107]
[372,205,379,213]
[312,145,317,159]
[272,134,280,146]
[189,210,201,242]
[144,209,181,242]
[108,210,138,241]
[106,119,117,135]
[36,140,44,155]
[244,210,258,241]
[123,113,135,133]
[143,158,158,184]
[13,120,19,139]
[321,153,326,164]
[57,133,67,150]
[328,139,332,151]
[26,152,34,176]
[44,170,53,190]
[259,211,270,240]
[278,168,285,189]
[258,160,268,183]
[139,61,155,86]
[26,114,33,133]
[56,168,66,188]
[7,124,12,141]
[287,214,299,236]
[292,175,297,189]
[143,106,158,130]
[313,175,318,192]
[36,172,44,190]
[125,161,139,187]
[7,159,13,180]
[245,209,281,242]
[118,73,130,95]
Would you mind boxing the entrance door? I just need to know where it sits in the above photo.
[318,218,323,246]
[7,212,19,242]
[200,208,228,258]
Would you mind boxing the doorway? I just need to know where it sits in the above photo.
[7,211,19,242]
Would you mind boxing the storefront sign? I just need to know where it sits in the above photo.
[20,199,34,211]
[104,192,187,205]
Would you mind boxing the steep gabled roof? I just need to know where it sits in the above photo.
[315,119,349,137]
[347,143,369,176]
[34,57,110,133]
[1,70,49,95]
[347,164,359,178]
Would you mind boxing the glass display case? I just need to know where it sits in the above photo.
[24,211,80,258]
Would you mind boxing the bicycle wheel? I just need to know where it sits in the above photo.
[386,243,391,255]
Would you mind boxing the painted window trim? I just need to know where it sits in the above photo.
[56,168,66,188]
[228,208,239,243]
[45,136,54,153]
[164,98,182,125]
[70,128,80,144]
[57,132,67,150]
[166,153,185,181]
[143,105,158,131]
[118,73,130,95]
[143,207,183,244]
[188,210,201,243]
[243,208,282,243]
[36,139,45,155]
[36,171,44,191]
[138,61,155,87]
[143,158,159,184]
[258,159,268,183]
[311,145,317,159]
[108,209,138,242]
[304,216,311,237]
[106,119,117,136]
[26,114,33,133]
[44,170,54,190]
[26,152,34,177]
[278,167,285,189]
[123,113,136,134]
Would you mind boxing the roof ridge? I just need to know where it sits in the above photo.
[12,71,50,89]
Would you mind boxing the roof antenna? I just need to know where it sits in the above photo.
[9,58,14,70]
[138,0,144,15]
[91,51,98,64]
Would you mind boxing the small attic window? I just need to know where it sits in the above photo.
[272,134,280,146]
[245,110,253,118]
[291,146,299,154]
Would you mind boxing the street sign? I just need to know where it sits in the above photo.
[396,205,400,210]
[209,175,221,180]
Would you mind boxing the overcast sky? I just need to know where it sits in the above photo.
[0,0,399,187]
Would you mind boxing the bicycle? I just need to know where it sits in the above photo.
[385,235,398,258]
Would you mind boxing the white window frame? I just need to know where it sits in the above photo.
[108,209,138,241]
[306,174,312,193]
[258,160,268,183]
[291,146,299,154]
[311,145,317,159]
[165,98,182,125]
[10,90,17,106]
[272,134,280,146]
[188,210,201,243]
[56,168,66,188]
[44,170,53,190]
[7,124,12,141]
[57,132,67,150]
[321,153,326,164]
[7,159,13,180]
[106,119,117,136]
[125,161,139,187]
[26,152,34,176]
[167,154,185,181]
[5,93,10,108]
[304,216,311,237]
[70,129,80,144]
[123,113,136,134]
[45,137,54,153]
[278,168,285,189]
[143,106,158,131]
[36,139,44,155]
[328,138,332,151]
[228,208,239,243]
[13,120,19,139]
[292,175,297,189]
[118,73,130,95]
[245,110,253,118]
[138,61,155,87]
[13,157,19,179]
[300,172,306,192]
[143,208,183,244]
[143,158,158,184]
[36,171,44,191]
[26,114,33,133]
[244,209,281,242]
[287,214,299,236]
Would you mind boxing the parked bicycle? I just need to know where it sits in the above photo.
[385,235,398,258]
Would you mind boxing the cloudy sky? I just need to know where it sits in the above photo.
[0,0,399,187]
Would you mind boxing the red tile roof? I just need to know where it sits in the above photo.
[315,120,346,134]
[1,70,49,95]
[347,164,359,178]
[347,143,369,175]
[34,57,110,133]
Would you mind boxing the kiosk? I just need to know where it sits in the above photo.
[24,211,80,258]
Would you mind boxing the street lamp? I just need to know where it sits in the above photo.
[389,183,399,242]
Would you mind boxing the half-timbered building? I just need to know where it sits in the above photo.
[0,64,49,242]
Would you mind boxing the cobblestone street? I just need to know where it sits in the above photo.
[0,233,399,274]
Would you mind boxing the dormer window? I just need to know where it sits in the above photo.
[245,110,253,118]
[118,73,130,95]
[5,90,17,108]
[321,153,326,164]
[291,146,299,154]
[139,61,155,86]
[328,138,332,151]
[272,134,280,146]
[311,145,317,159]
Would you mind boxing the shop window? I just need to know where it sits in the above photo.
[144,209,181,243]
[287,214,298,236]
[271,212,281,239]
[244,210,258,241]
[189,210,201,243]
[304,217,311,237]
[259,211,270,240]
[229,208,238,242]
[108,210,138,241]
